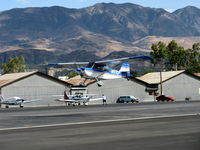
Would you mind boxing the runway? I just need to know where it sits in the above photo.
[0,101,200,129]
[0,101,200,150]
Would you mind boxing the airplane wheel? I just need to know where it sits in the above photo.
[97,84,102,87]
[20,105,24,108]
[84,102,88,106]
[97,81,104,87]
[5,105,9,108]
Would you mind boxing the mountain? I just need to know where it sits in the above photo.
[0,3,200,64]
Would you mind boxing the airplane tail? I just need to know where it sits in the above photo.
[0,95,5,102]
[119,63,130,78]
[64,91,69,100]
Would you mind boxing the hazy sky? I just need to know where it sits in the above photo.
[1,0,200,11]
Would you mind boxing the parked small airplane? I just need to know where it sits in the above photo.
[48,55,152,86]
[54,91,102,106]
[0,95,40,108]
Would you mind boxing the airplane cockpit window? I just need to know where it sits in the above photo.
[87,62,107,70]
[93,63,105,70]
[7,98,15,101]
[87,62,95,68]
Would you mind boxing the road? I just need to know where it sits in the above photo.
[0,101,200,150]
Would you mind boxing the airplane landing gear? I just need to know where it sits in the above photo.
[83,102,88,106]
[97,81,104,87]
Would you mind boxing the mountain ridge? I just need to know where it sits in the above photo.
[0,3,200,64]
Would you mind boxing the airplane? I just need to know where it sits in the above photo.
[0,95,40,108]
[54,91,102,106]
[48,55,152,87]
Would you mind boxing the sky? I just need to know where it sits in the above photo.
[1,0,200,12]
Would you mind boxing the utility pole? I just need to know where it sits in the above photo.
[160,71,163,95]
[160,63,163,95]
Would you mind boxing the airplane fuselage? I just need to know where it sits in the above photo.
[79,67,123,80]
[2,97,24,105]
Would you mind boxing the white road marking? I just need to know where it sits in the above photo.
[0,113,198,131]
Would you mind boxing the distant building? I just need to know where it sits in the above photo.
[66,75,95,96]
[58,76,69,81]
[0,71,71,107]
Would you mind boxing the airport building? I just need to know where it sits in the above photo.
[137,70,200,101]
[67,70,200,103]
[87,78,155,103]
[66,75,154,103]
[0,70,199,107]
[0,71,71,107]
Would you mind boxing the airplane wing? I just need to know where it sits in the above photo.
[95,56,152,64]
[55,99,79,103]
[23,99,40,104]
[0,101,8,104]
[48,56,152,66]
[89,98,103,101]
[52,95,64,97]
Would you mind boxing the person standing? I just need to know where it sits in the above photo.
[64,90,69,100]
[102,94,107,105]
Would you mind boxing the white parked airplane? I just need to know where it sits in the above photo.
[0,95,40,108]
[48,55,152,87]
[54,91,102,106]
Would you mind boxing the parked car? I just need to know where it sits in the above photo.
[156,95,176,102]
[116,96,139,103]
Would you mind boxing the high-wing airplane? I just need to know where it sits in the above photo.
[48,56,152,86]
[54,91,102,106]
[0,95,40,108]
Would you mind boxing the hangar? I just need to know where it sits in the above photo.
[0,71,71,107]
[67,70,200,103]
[87,78,154,103]
[137,70,200,101]
[66,75,154,103]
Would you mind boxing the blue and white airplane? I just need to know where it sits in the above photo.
[49,56,152,86]
[0,95,40,108]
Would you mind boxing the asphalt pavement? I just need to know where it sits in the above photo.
[0,101,200,150]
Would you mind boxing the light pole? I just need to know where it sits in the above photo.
[160,71,163,95]
[160,63,164,95]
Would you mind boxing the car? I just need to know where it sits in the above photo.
[156,95,176,102]
[116,96,139,103]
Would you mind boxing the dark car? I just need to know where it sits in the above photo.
[116,96,139,103]
[156,95,176,102]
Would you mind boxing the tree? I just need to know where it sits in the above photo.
[150,41,168,70]
[166,40,185,70]
[185,43,200,72]
[141,69,155,75]
[68,71,79,78]
[150,41,167,63]
[2,56,27,74]
[150,41,200,73]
